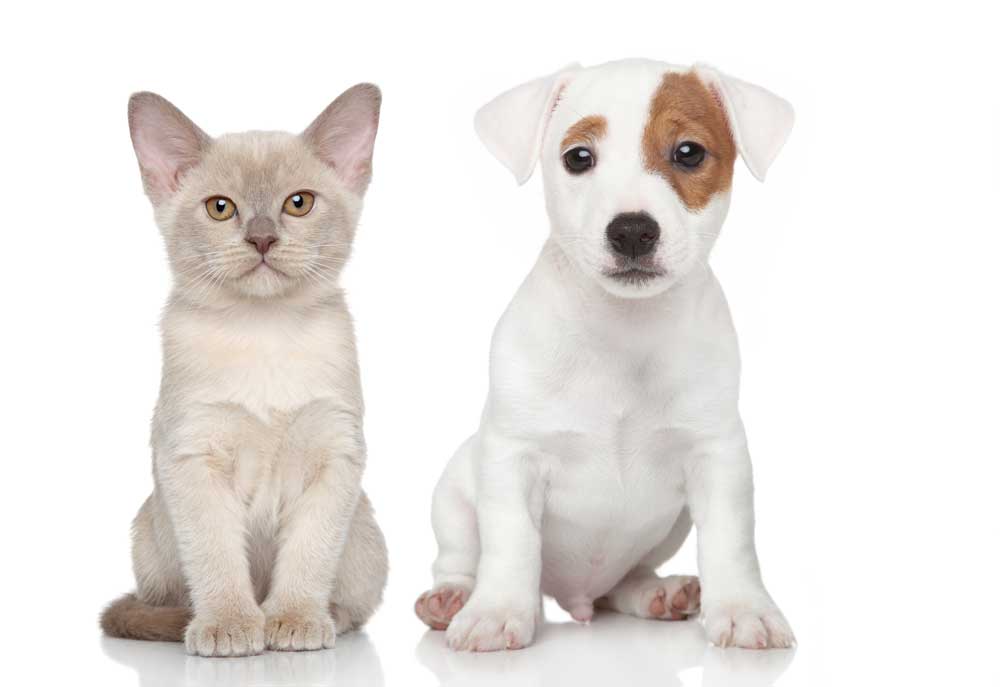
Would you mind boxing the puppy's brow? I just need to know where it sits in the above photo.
[561,115,608,150]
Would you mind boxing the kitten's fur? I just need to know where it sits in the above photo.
[100,85,387,657]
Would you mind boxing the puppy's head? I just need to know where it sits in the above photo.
[475,59,793,298]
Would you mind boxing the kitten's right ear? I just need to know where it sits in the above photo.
[128,92,210,204]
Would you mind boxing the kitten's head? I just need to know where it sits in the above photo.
[128,85,380,303]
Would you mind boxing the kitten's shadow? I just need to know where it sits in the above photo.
[416,613,794,687]
[101,631,383,687]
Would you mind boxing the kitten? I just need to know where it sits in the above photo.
[100,85,387,657]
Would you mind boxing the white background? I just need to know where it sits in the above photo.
[1,1,997,685]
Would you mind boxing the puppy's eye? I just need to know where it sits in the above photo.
[283,191,315,217]
[205,196,236,221]
[562,146,596,174]
[672,141,706,169]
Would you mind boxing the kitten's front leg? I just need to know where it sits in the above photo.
[261,401,365,651]
[155,412,265,657]
[684,419,795,649]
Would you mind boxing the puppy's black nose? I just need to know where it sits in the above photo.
[606,212,660,259]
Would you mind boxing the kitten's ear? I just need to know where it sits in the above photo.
[128,92,210,204]
[302,83,382,195]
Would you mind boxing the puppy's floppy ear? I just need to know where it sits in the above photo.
[695,64,794,182]
[128,92,211,204]
[474,64,581,184]
[302,83,382,195]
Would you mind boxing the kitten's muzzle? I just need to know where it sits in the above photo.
[245,215,279,255]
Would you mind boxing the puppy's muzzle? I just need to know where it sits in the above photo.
[606,212,660,259]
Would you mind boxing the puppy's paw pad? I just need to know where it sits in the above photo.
[415,584,471,631]
[264,607,336,651]
[647,576,701,620]
[445,600,537,652]
[184,610,266,657]
[703,600,795,649]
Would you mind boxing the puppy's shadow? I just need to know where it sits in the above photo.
[101,631,384,687]
[416,613,794,687]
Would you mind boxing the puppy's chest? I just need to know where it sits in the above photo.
[534,357,684,520]
[537,356,677,459]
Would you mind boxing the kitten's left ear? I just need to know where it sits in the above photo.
[128,92,211,204]
[302,83,382,195]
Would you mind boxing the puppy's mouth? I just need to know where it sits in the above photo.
[604,266,665,284]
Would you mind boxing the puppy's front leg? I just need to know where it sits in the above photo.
[261,401,364,651]
[446,431,544,651]
[684,420,795,649]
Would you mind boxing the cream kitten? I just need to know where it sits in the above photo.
[100,85,387,657]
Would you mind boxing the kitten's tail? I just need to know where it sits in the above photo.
[100,593,190,642]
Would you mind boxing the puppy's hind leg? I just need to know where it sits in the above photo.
[596,508,701,621]
[415,439,479,631]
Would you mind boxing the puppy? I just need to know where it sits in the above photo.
[415,59,795,651]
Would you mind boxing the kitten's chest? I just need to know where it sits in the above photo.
[164,302,359,418]
[199,349,340,415]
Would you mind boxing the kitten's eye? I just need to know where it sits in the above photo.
[562,146,596,174]
[283,191,315,217]
[205,196,236,221]
[672,141,706,169]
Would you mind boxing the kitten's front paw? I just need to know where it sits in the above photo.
[445,594,538,651]
[702,595,795,649]
[184,609,266,657]
[263,603,336,651]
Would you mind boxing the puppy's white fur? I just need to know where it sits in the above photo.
[417,59,795,651]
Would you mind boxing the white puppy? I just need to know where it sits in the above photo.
[415,59,795,652]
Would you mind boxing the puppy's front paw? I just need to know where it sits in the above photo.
[415,584,471,630]
[185,609,266,657]
[263,603,336,651]
[445,595,538,651]
[702,597,795,649]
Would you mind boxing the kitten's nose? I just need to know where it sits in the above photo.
[246,234,278,255]
[244,216,278,255]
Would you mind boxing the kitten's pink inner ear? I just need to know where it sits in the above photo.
[302,83,382,195]
[128,92,209,204]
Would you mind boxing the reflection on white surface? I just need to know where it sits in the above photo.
[417,614,795,687]
[101,631,383,687]
[99,615,793,686]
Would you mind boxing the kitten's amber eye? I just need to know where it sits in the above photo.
[205,196,236,221]
[283,191,315,217]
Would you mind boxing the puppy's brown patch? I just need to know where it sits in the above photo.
[642,72,736,211]
[561,115,608,150]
